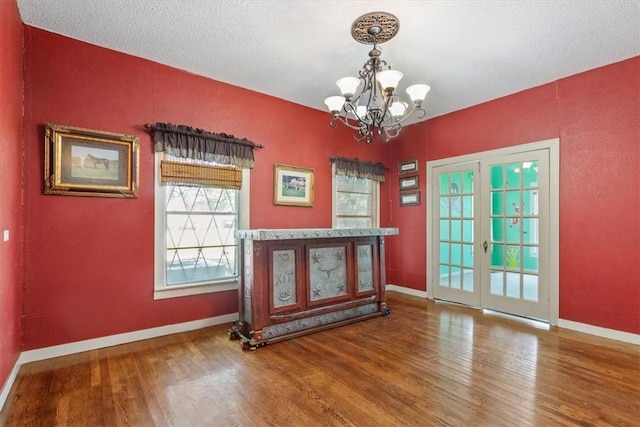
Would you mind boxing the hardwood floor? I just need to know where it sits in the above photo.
[2,292,639,426]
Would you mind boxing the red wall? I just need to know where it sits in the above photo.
[21,28,391,350]
[0,0,24,394]
[388,57,640,334]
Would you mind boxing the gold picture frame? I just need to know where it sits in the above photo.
[273,164,314,207]
[44,123,139,198]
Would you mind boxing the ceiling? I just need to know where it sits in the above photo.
[16,1,640,122]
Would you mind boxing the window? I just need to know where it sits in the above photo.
[332,164,379,228]
[154,154,249,299]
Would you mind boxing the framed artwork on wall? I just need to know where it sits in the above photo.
[44,123,139,198]
[399,175,419,191]
[398,159,418,175]
[273,163,315,207]
[400,191,421,207]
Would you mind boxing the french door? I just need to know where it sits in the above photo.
[430,143,555,322]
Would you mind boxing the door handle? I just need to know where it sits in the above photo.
[482,241,488,253]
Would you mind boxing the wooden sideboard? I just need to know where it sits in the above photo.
[229,228,399,350]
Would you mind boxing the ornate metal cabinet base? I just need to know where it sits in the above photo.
[232,228,398,350]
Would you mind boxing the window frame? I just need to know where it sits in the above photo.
[331,163,380,229]
[154,153,250,300]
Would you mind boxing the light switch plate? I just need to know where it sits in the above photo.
[3,230,8,241]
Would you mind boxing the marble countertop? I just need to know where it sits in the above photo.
[235,228,399,240]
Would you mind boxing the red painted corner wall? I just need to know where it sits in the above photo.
[21,28,390,350]
[0,0,24,394]
[388,57,640,334]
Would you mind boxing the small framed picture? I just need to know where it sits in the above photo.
[274,164,315,207]
[44,123,139,198]
[400,191,421,207]
[399,175,419,191]
[398,159,418,175]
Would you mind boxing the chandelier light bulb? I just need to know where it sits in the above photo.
[336,77,362,100]
[375,69,403,93]
[406,84,431,105]
[324,95,346,113]
[389,101,408,119]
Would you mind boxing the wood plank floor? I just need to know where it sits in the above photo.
[2,292,639,426]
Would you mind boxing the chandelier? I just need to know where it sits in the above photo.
[324,12,430,144]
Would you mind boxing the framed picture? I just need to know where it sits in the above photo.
[399,175,419,191]
[274,164,314,207]
[44,123,139,198]
[400,191,421,207]
[398,159,418,175]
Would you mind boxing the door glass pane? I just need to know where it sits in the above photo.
[440,173,450,195]
[440,242,450,263]
[506,220,520,243]
[462,195,473,217]
[451,243,462,265]
[523,190,538,215]
[451,266,461,289]
[463,220,473,242]
[439,265,450,287]
[450,172,462,195]
[523,246,539,272]
[522,218,537,244]
[451,195,462,217]
[523,274,539,301]
[506,191,521,215]
[490,270,504,295]
[523,161,538,188]
[440,197,449,217]
[506,272,521,298]
[491,191,503,215]
[440,220,450,240]
[463,170,474,193]
[506,163,521,188]
[491,165,503,189]
[451,220,462,241]
[462,244,473,267]
[491,219,504,242]
[462,268,474,291]
[506,245,520,269]
[491,244,504,268]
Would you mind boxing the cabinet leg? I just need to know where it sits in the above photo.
[228,322,241,340]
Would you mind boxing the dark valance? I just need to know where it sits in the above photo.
[331,156,387,182]
[148,122,262,169]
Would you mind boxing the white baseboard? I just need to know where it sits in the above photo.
[18,313,238,365]
[386,284,639,346]
[386,284,429,299]
[0,357,21,414]
[558,319,640,345]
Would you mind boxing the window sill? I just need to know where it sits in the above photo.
[153,279,238,300]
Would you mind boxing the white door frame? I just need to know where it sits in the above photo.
[426,138,559,325]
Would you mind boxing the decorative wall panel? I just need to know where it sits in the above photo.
[309,247,347,301]
[357,244,374,292]
[272,249,297,308]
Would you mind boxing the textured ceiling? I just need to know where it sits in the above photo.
[16,0,640,122]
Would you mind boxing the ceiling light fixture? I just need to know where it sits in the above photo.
[324,12,430,144]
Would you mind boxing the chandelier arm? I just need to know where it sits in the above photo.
[382,124,402,141]
[343,102,367,125]
[386,106,427,127]
[331,114,366,132]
